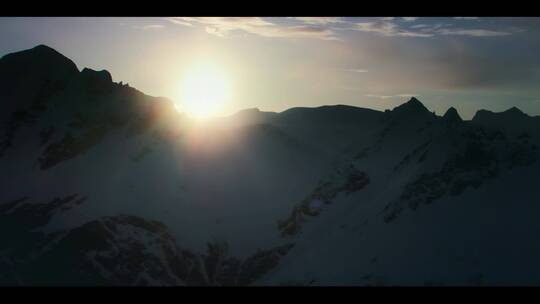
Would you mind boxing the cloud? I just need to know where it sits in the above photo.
[356,37,538,91]
[365,94,417,99]
[350,20,520,38]
[133,24,165,30]
[167,17,339,40]
[352,21,433,37]
[167,17,199,27]
[396,94,417,97]
[365,94,394,99]
[290,17,346,25]
[402,17,419,22]
[435,28,513,37]
[454,17,479,20]
[345,68,368,73]
[167,17,524,42]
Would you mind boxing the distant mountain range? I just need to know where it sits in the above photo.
[1,45,539,286]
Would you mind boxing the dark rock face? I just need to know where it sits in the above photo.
[391,97,433,118]
[279,104,382,126]
[279,165,370,236]
[0,195,88,284]
[0,45,79,89]
[203,242,294,286]
[378,97,437,139]
[472,107,540,140]
[0,195,86,231]
[0,197,293,286]
[79,68,114,94]
[0,45,78,118]
[472,107,530,127]
[393,139,433,171]
[442,107,463,123]
[225,244,294,285]
[25,215,185,286]
[504,106,526,116]
[0,45,81,157]
[0,44,177,167]
[382,126,538,223]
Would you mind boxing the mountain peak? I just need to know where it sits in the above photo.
[32,44,58,52]
[237,107,261,114]
[8,44,62,58]
[81,68,113,83]
[391,97,430,116]
[442,107,463,123]
[473,106,528,123]
[397,97,427,109]
[0,44,79,83]
[407,96,421,104]
[232,107,263,118]
[504,106,526,116]
[1,44,77,68]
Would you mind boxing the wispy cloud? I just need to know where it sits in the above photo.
[396,94,417,97]
[352,21,433,37]
[435,28,513,37]
[290,17,346,25]
[133,24,165,30]
[345,68,369,73]
[366,94,418,99]
[365,94,395,99]
[454,17,480,20]
[167,17,339,40]
[402,17,419,22]
[167,17,195,27]
[167,17,523,41]
[349,20,520,38]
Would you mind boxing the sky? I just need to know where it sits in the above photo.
[1,17,540,119]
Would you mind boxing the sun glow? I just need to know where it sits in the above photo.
[179,64,230,119]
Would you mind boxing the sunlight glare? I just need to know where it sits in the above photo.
[179,64,230,119]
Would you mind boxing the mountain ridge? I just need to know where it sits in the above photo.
[1,45,540,286]
[3,45,539,121]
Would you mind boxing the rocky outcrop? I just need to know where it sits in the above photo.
[278,165,370,236]
[382,126,538,223]
[442,107,463,123]
[0,196,294,286]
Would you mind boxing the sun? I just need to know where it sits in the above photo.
[179,64,230,119]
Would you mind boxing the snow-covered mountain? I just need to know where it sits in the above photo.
[1,45,539,286]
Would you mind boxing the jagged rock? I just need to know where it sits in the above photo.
[279,166,370,236]
[0,209,295,286]
[473,106,527,123]
[442,107,463,123]
[472,106,539,138]
[391,97,432,116]
[0,44,79,85]
[79,68,113,92]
